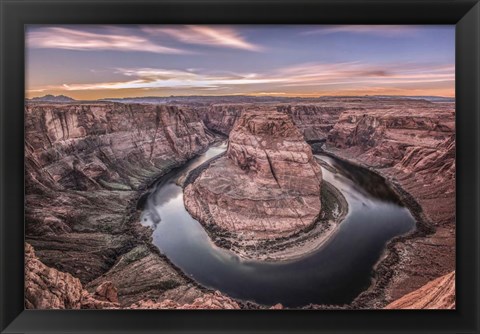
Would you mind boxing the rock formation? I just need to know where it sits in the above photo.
[25,242,119,309]
[327,99,454,169]
[26,103,214,192]
[385,271,455,309]
[185,110,322,240]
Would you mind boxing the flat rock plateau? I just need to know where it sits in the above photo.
[24,96,455,309]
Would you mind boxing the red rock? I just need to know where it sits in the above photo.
[24,243,83,309]
[385,271,455,309]
[94,281,119,303]
[128,292,241,310]
[185,110,322,240]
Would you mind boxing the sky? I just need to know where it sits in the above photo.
[25,25,455,100]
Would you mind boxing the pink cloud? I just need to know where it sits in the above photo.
[27,27,188,54]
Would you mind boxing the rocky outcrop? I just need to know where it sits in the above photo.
[325,98,456,307]
[25,242,84,309]
[83,245,206,306]
[185,110,322,240]
[385,271,455,309]
[25,243,240,309]
[25,243,119,309]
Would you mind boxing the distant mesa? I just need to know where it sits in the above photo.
[29,94,76,103]
[184,110,323,240]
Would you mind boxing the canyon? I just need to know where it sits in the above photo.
[24,96,456,309]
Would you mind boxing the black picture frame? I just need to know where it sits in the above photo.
[1,0,479,333]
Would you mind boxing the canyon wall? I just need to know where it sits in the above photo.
[325,98,456,306]
[196,102,345,141]
[25,102,216,305]
[277,104,346,141]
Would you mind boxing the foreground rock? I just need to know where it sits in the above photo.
[25,243,84,309]
[185,110,322,241]
[25,243,241,309]
[130,291,241,310]
[385,271,455,309]
[25,243,119,309]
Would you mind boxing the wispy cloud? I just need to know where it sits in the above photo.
[55,67,279,91]
[27,27,188,54]
[274,62,454,87]
[32,62,453,96]
[303,25,420,37]
[143,26,264,51]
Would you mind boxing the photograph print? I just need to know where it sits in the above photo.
[25,25,455,310]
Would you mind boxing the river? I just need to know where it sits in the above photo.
[140,142,415,307]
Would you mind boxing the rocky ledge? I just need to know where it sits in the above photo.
[184,110,323,243]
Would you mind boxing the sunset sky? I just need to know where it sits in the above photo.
[26,25,455,100]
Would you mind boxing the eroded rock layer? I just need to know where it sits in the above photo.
[185,110,322,240]
[195,102,345,141]
[385,271,455,309]
[25,102,216,303]
[277,104,345,141]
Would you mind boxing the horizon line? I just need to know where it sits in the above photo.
[27,93,456,101]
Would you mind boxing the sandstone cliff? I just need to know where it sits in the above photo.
[196,102,345,142]
[277,104,345,141]
[25,102,215,302]
[385,271,455,309]
[325,98,456,306]
[26,103,214,192]
[185,110,322,241]
[197,104,248,135]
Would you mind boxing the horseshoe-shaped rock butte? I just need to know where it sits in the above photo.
[184,110,323,240]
